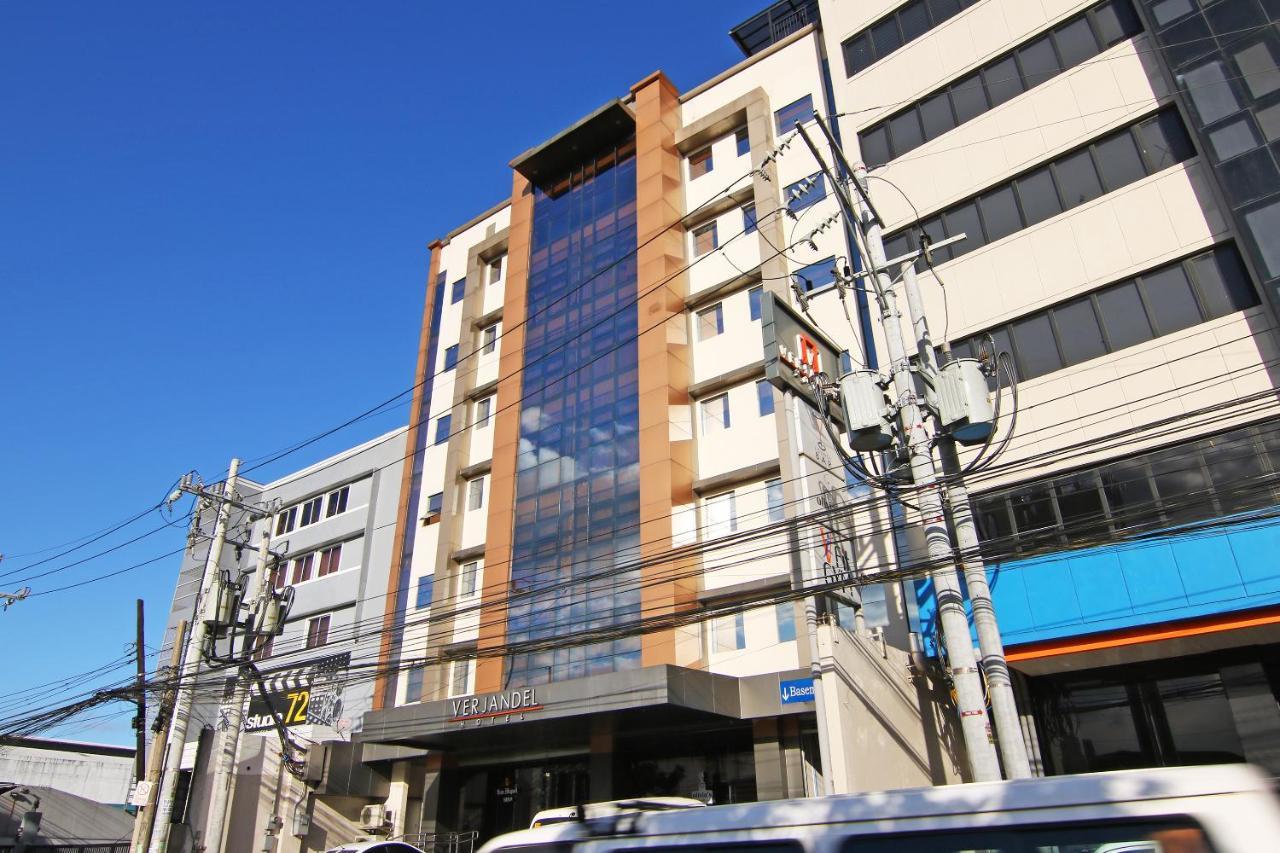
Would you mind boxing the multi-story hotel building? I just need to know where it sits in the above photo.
[159,1,1280,849]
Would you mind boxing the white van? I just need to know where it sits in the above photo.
[530,798,707,828]
[479,765,1280,853]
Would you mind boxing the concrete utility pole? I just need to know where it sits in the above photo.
[135,599,147,784]
[131,620,188,853]
[794,118,1003,782]
[203,520,273,852]
[149,459,241,853]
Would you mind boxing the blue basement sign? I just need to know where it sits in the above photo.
[779,677,815,705]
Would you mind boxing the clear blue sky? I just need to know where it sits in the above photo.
[0,0,767,745]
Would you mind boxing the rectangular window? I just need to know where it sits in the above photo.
[785,172,826,214]
[776,601,796,642]
[450,277,465,304]
[451,659,471,696]
[460,561,479,596]
[742,202,758,234]
[269,558,288,591]
[425,491,443,522]
[306,614,330,649]
[735,126,750,157]
[702,393,731,434]
[714,612,746,652]
[692,221,718,257]
[482,325,498,354]
[291,553,314,585]
[467,476,485,511]
[488,255,504,285]
[705,491,738,538]
[416,575,433,609]
[443,344,459,371]
[775,94,813,135]
[793,256,837,293]
[757,380,775,416]
[698,303,724,340]
[325,486,349,518]
[318,543,342,577]
[884,108,1191,264]
[274,506,297,536]
[434,414,451,445]
[254,633,274,661]
[474,396,492,428]
[405,664,424,703]
[299,496,323,528]
[689,146,713,179]
[766,478,785,522]
[748,286,763,321]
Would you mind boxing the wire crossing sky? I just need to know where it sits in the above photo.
[0,0,767,746]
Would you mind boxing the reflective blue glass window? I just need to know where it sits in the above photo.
[786,173,826,215]
[775,95,814,135]
[434,414,451,445]
[415,575,433,609]
[793,256,837,293]
[776,601,796,642]
[749,285,763,321]
[450,277,465,304]
[757,380,775,416]
[742,202,758,233]
[443,344,459,371]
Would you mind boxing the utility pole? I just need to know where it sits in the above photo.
[794,118,1003,782]
[135,599,147,785]
[131,620,188,853]
[149,459,241,853]
[936,436,1033,778]
[203,520,273,852]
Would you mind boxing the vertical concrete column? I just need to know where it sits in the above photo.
[476,174,535,693]
[751,718,788,801]
[589,716,615,801]
[418,752,446,835]
[1222,661,1280,775]
[630,70,700,668]
[387,762,412,839]
[375,241,445,710]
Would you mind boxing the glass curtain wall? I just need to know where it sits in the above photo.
[506,138,641,686]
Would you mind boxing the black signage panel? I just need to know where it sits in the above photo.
[242,652,350,733]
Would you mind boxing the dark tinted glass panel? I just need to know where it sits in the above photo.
[889,111,924,155]
[839,820,1210,853]
[950,73,989,123]
[1010,313,1063,378]
[860,126,891,165]
[1055,471,1106,529]
[1101,460,1155,523]
[1009,484,1058,536]
[1054,149,1104,205]
[975,497,1013,541]
[1095,0,1142,47]
[978,185,1022,243]
[1054,17,1101,67]
[1018,34,1062,87]
[919,92,956,139]
[984,55,1025,107]
[1053,296,1107,364]
[1139,265,1202,334]
[1149,446,1210,523]
[795,256,837,292]
[899,1,930,41]
[943,201,984,256]
[1190,247,1257,317]
[1015,166,1063,225]
[928,0,961,20]
[1157,673,1245,764]
[844,33,873,76]
[871,18,903,59]
[1094,130,1148,191]
[1136,110,1195,171]
[1097,282,1153,349]
[883,231,912,261]
[1204,433,1271,511]
[1044,682,1147,773]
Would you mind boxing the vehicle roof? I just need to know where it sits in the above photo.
[324,842,423,853]
[479,765,1273,851]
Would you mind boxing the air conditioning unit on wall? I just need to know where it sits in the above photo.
[358,803,392,833]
